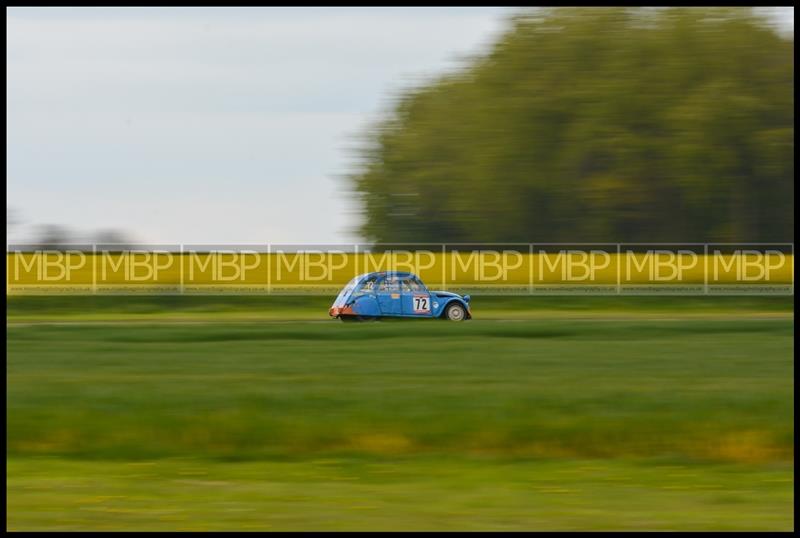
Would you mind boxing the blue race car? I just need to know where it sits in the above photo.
[329,271,471,321]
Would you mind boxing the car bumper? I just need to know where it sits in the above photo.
[329,305,356,318]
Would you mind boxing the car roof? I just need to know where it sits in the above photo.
[354,271,416,280]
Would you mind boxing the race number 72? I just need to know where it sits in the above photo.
[413,295,430,313]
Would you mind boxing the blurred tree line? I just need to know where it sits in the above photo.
[6,206,136,250]
[351,8,793,243]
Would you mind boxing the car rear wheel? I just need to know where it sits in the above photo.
[444,302,466,321]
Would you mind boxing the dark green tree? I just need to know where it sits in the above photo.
[350,7,793,243]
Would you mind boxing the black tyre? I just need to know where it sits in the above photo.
[340,315,377,322]
[444,302,466,321]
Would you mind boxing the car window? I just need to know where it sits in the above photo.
[357,277,377,293]
[402,278,421,292]
[379,277,400,292]
[412,277,427,291]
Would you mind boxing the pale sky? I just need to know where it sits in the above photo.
[7,7,517,245]
[6,7,793,245]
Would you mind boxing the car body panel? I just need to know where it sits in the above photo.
[329,271,471,320]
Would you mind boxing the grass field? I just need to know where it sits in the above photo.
[7,294,794,321]
[6,296,794,530]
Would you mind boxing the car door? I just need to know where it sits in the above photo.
[401,277,432,317]
[375,276,402,315]
[350,276,381,316]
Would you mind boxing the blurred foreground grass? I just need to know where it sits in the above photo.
[6,301,794,530]
[8,456,792,531]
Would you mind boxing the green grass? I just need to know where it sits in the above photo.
[7,319,794,461]
[8,457,793,531]
[6,300,795,530]
[6,294,794,321]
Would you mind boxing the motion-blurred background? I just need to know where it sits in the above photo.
[6,7,794,246]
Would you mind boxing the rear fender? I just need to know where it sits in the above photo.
[350,294,381,317]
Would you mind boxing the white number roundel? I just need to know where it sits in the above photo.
[413,295,430,313]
